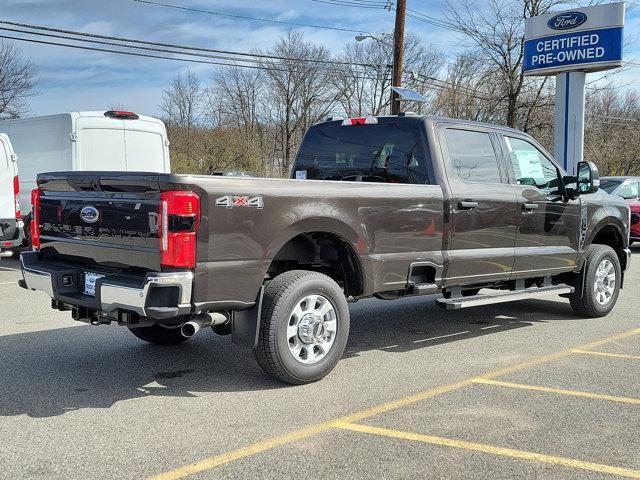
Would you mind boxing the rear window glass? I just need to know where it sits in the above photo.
[600,179,623,194]
[294,123,431,184]
[444,129,501,184]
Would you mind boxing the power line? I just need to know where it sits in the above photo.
[131,0,366,34]
[0,20,486,98]
[406,8,457,31]
[0,20,379,69]
[0,32,392,83]
[309,0,389,9]
[2,31,479,99]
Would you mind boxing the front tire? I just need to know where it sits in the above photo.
[128,321,190,345]
[569,245,621,318]
[255,270,350,385]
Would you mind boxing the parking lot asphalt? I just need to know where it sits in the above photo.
[1,250,640,479]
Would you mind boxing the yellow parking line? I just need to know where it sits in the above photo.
[149,422,336,480]
[473,378,640,405]
[474,327,640,380]
[572,349,640,361]
[333,421,640,479]
[147,326,640,480]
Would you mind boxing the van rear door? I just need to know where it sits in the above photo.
[124,125,169,172]
[0,134,20,243]
[75,116,127,171]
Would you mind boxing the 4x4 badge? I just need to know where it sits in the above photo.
[215,195,264,209]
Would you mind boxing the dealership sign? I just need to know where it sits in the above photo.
[523,3,624,76]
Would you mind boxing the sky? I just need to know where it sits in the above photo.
[3,0,640,118]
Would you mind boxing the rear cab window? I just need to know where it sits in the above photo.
[442,128,502,183]
[294,121,432,184]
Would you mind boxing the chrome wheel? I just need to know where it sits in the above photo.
[287,294,337,365]
[594,259,616,306]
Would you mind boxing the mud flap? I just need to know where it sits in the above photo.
[231,286,264,348]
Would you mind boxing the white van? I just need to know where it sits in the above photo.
[0,111,171,217]
[0,133,22,255]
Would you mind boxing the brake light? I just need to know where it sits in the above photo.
[341,116,378,126]
[30,188,41,250]
[160,191,200,268]
[13,175,20,219]
[104,110,139,120]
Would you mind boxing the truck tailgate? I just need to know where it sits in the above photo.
[36,173,163,272]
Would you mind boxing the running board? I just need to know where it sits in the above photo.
[436,285,574,310]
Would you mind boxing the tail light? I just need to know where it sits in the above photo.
[30,188,41,250]
[13,175,20,219]
[160,191,200,268]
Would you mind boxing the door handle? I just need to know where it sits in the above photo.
[522,203,539,212]
[458,201,478,210]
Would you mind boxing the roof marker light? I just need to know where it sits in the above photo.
[341,116,378,126]
[104,110,140,120]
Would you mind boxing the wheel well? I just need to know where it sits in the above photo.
[267,232,364,297]
[591,225,627,271]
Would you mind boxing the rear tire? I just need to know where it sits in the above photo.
[128,321,190,346]
[569,244,621,318]
[255,270,350,385]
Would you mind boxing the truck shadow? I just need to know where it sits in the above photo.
[0,294,581,418]
[345,295,576,358]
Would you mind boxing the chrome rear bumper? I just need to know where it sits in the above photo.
[20,252,193,319]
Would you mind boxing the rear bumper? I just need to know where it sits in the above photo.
[19,251,193,320]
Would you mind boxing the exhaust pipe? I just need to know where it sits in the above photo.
[0,250,13,258]
[180,312,228,338]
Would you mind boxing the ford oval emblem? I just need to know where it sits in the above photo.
[547,12,587,30]
[80,205,100,224]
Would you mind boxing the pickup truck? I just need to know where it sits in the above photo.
[19,114,631,384]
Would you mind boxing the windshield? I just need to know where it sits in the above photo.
[294,123,431,184]
[600,179,623,194]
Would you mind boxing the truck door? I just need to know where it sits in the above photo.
[499,134,580,274]
[0,134,18,241]
[439,126,518,283]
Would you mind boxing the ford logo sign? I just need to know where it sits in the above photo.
[79,205,100,224]
[547,12,587,30]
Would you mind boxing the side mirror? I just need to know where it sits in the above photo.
[576,161,600,195]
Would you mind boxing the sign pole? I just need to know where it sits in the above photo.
[553,71,586,174]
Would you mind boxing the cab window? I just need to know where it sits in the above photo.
[504,136,560,194]
[443,129,501,183]
[294,123,431,184]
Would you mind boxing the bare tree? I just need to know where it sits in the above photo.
[584,87,640,175]
[257,31,337,176]
[161,69,206,131]
[0,41,37,119]
[432,53,502,122]
[445,0,562,129]
[331,33,444,117]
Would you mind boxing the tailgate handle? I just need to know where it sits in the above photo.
[522,203,539,212]
[458,201,478,210]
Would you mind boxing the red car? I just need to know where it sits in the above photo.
[630,201,640,245]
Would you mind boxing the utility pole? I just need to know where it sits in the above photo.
[390,0,406,115]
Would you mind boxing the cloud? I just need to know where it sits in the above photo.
[5,0,639,117]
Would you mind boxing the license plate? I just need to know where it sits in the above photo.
[84,272,105,297]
